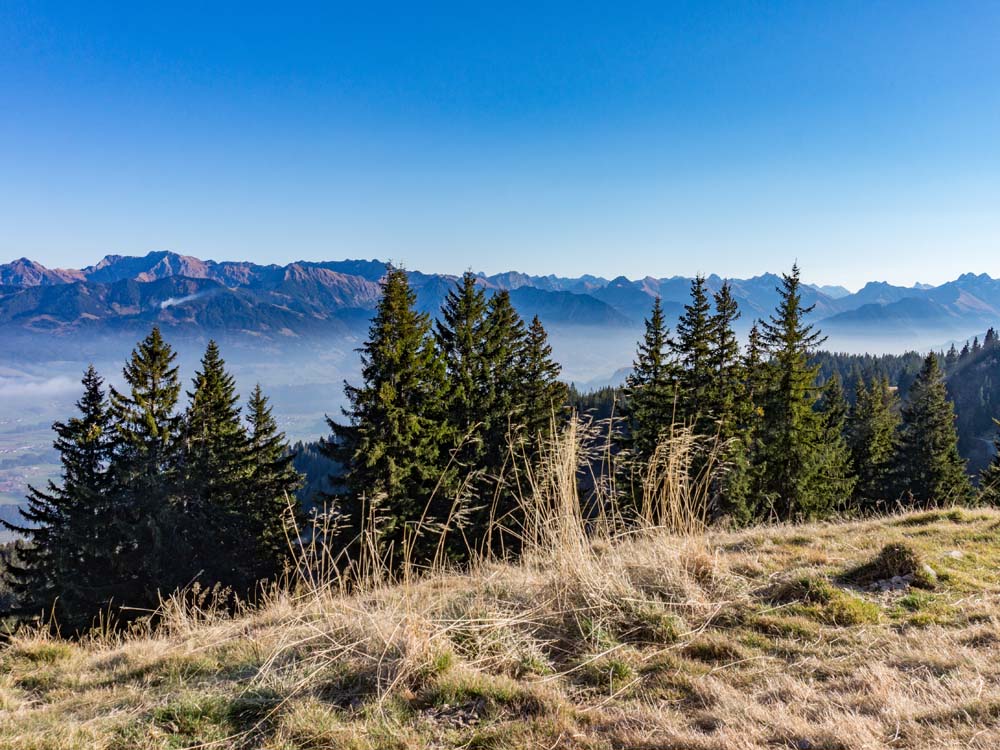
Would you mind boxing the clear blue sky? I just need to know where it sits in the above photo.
[2,2,999,289]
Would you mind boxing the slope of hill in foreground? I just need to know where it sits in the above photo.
[3,508,1000,749]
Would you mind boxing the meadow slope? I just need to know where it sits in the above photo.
[3,508,1000,749]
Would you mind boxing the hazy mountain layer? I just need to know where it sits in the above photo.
[2,252,999,357]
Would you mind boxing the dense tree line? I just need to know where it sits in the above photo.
[618,265,977,523]
[1,330,300,631]
[324,268,566,567]
[9,263,999,633]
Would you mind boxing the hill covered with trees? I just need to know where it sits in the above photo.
[5,263,1000,636]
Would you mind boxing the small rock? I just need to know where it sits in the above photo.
[797,739,814,750]
[891,575,904,585]
[921,563,938,582]
[947,550,963,560]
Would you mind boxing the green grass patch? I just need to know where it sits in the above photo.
[841,542,937,589]
[7,640,74,665]
[577,654,637,691]
[152,693,232,746]
[682,634,748,664]
[420,670,547,718]
[750,613,819,640]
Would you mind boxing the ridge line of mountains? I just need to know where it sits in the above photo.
[1,251,998,355]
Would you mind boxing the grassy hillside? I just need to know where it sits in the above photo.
[3,506,1000,749]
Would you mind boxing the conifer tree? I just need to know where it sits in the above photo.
[702,282,754,523]
[435,272,490,470]
[945,343,959,370]
[326,267,456,567]
[1,366,115,629]
[182,340,253,586]
[895,353,972,507]
[756,265,843,520]
[705,281,743,437]
[481,290,528,456]
[108,327,187,606]
[672,275,714,427]
[743,321,768,408]
[722,320,770,524]
[245,384,302,575]
[623,297,677,463]
[846,375,901,512]
[816,374,857,506]
[519,315,567,452]
[474,290,529,555]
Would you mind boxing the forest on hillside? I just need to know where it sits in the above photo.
[4,263,1000,635]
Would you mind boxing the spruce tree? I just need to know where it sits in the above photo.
[519,315,567,453]
[895,353,972,507]
[246,384,302,576]
[846,375,901,512]
[108,326,187,607]
[1,366,115,629]
[816,374,857,507]
[702,282,755,523]
[326,267,457,568]
[480,290,528,466]
[623,297,678,463]
[435,272,490,471]
[743,320,768,408]
[475,290,529,555]
[705,281,743,436]
[756,265,843,520]
[182,340,253,586]
[945,343,959,370]
[672,275,714,428]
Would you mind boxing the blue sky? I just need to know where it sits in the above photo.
[1,2,999,289]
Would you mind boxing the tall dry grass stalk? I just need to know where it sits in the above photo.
[278,413,726,599]
[630,422,726,536]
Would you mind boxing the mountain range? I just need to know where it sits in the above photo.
[2,252,1000,366]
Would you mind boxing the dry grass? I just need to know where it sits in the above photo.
[3,425,1000,748]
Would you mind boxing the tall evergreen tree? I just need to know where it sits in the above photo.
[245,384,302,575]
[816,374,857,507]
[743,320,768,408]
[756,265,843,520]
[480,290,528,466]
[326,267,457,568]
[672,275,714,427]
[945,343,959,370]
[623,297,678,463]
[108,327,187,607]
[895,353,972,507]
[846,375,901,512]
[1,366,115,629]
[474,290,530,555]
[519,315,567,452]
[182,340,253,586]
[435,272,490,471]
[705,281,744,437]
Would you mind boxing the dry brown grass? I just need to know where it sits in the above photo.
[3,424,1000,749]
